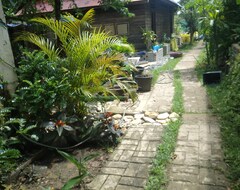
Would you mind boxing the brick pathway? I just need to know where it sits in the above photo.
[87,43,229,190]
[167,43,229,190]
[87,63,174,190]
[87,123,163,190]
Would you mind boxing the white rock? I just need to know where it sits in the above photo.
[142,122,153,126]
[169,112,180,119]
[131,119,143,125]
[162,123,168,127]
[153,122,162,126]
[156,119,168,124]
[144,111,159,119]
[124,115,134,121]
[113,120,119,125]
[157,112,169,120]
[134,113,145,119]
[170,117,178,122]
[166,118,171,123]
[124,119,132,123]
[112,114,122,119]
[97,102,103,112]
[143,116,156,123]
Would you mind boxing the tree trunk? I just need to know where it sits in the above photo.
[0,0,18,95]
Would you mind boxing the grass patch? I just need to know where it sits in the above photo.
[172,71,184,114]
[145,70,183,190]
[152,57,181,85]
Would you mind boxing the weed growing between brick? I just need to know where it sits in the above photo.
[145,70,183,190]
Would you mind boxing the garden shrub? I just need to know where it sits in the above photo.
[14,50,70,122]
[13,9,136,148]
[0,97,22,186]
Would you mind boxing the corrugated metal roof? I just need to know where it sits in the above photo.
[17,0,178,15]
[33,0,143,13]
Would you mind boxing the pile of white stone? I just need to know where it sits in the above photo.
[111,111,180,130]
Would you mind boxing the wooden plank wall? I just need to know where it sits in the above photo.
[92,2,175,51]
[155,5,174,42]
[93,4,150,51]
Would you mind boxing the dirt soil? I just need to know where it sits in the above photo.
[9,147,110,190]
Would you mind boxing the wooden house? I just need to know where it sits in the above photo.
[17,0,180,50]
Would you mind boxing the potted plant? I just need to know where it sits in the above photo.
[134,70,153,92]
[141,28,158,50]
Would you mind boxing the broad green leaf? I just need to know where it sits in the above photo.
[61,175,87,190]
[57,150,80,168]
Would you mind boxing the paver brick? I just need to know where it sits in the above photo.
[131,157,153,163]
[100,175,121,190]
[133,151,156,158]
[199,168,216,185]
[172,151,186,165]
[188,132,199,141]
[101,167,125,175]
[147,141,160,151]
[87,174,108,190]
[169,172,199,183]
[142,132,161,140]
[125,131,143,140]
[124,163,142,177]
[108,149,123,161]
[177,140,199,147]
[171,165,199,175]
[117,144,137,151]
[124,163,149,178]
[119,150,135,161]
[105,161,129,169]
[121,139,139,146]
[184,158,199,166]
[175,145,198,154]
[178,131,189,140]
[119,177,146,187]
[167,181,200,190]
[115,185,144,190]
[136,141,149,151]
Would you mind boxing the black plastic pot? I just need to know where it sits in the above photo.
[109,86,125,96]
[203,71,222,85]
[133,66,144,79]
[134,75,153,92]
[170,51,183,58]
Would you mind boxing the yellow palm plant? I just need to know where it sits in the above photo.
[16,9,137,115]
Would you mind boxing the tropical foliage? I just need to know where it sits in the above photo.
[0,96,23,186]
[178,0,240,69]
[12,9,137,148]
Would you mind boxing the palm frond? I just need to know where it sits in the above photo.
[16,32,60,61]
[30,17,70,47]
[79,8,95,30]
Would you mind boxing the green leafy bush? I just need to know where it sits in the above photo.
[14,50,70,122]
[0,98,22,186]
[13,9,136,148]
